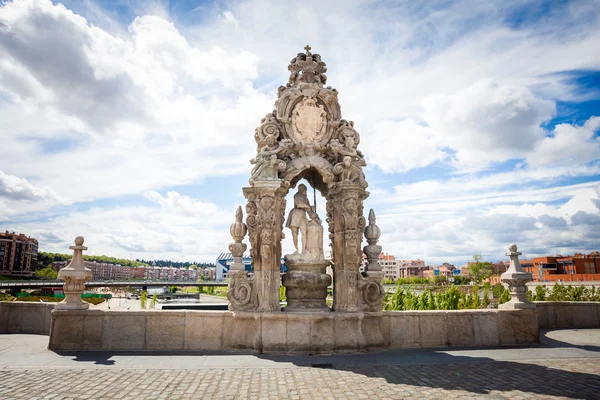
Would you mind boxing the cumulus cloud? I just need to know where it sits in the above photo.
[0,0,599,263]
[0,170,61,202]
[423,79,555,168]
[527,117,600,168]
[362,119,446,173]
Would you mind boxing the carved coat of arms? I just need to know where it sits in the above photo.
[291,97,327,145]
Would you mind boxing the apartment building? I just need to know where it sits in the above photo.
[377,253,429,280]
[0,231,38,277]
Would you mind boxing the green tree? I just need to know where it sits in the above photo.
[469,254,494,283]
[140,291,147,309]
[533,285,547,301]
[499,287,511,304]
[150,292,158,308]
[482,288,491,308]
[34,266,58,280]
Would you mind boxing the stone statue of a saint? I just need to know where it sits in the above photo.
[286,184,310,253]
[249,134,291,184]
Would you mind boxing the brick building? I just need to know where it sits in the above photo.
[520,252,600,282]
[0,231,38,277]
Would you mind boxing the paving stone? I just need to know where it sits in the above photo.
[1,358,599,399]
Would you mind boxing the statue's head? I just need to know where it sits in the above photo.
[343,156,352,166]
[298,183,307,193]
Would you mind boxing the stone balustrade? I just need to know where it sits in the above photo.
[48,308,538,353]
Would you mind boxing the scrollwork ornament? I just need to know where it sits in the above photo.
[361,280,385,308]
[227,272,257,311]
[254,112,283,149]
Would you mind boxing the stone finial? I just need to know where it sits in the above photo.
[56,237,93,310]
[229,206,248,271]
[363,209,382,272]
[499,244,534,310]
[288,46,327,86]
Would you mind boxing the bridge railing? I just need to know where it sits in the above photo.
[0,280,229,289]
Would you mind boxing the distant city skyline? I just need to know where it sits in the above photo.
[0,0,599,266]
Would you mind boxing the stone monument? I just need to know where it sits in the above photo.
[56,236,93,310]
[228,45,383,313]
[499,244,535,310]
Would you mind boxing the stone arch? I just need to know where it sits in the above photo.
[281,156,335,196]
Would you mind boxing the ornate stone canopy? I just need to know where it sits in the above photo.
[228,46,382,313]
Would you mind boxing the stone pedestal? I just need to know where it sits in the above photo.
[56,237,92,310]
[282,255,331,312]
[499,244,535,310]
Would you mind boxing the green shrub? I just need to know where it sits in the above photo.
[140,291,147,309]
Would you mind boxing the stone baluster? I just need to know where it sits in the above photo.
[229,206,248,271]
[359,209,385,312]
[363,209,382,273]
[56,237,93,310]
[227,206,257,311]
[499,244,535,310]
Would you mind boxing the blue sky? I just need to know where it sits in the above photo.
[0,0,599,265]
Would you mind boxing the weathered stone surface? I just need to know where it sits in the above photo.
[419,312,448,347]
[47,308,548,352]
[334,313,361,351]
[535,302,551,328]
[473,311,499,346]
[447,312,474,346]
[361,313,385,349]
[0,302,55,334]
[82,312,104,349]
[498,309,538,345]
[102,313,146,350]
[389,312,419,348]
[184,311,226,351]
[146,312,185,350]
[571,303,599,328]
[222,312,259,351]
[536,302,600,329]
[49,311,85,351]
[260,313,287,352]
[286,314,311,352]
[310,314,334,353]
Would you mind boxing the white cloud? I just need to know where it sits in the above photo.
[423,79,555,168]
[0,0,599,263]
[527,117,600,168]
[0,170,61,202]
[362,119,446,173]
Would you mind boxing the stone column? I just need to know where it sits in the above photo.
[227,206,257,311]
[327,184,368,312]
[243,181,288,312]
[359,209,385,312]
[499,244,535,310]
[55,237,92,310]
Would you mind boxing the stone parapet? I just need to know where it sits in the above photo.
[48,308,539,353]
[535,301,600,329]
[0,301,55,335]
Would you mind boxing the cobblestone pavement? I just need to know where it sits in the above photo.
[1,358,599,400]
[1,331,599,399]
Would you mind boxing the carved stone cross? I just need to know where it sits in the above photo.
[304,45,311,53]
